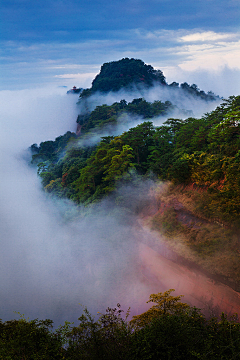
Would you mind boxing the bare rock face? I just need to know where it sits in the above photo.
[76,123,82,136]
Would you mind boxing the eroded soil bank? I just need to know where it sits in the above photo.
[135,182,240,317]
[138,241,240,317]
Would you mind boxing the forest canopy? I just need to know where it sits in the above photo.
[25,58,240,359]
[31,94,240,219]
[2,290,240,359]
[79,58,220,101]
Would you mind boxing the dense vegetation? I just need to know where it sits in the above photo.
[76,97,176,134]
[23,59,240,358]
[2,290,240,359]
[79,58,220,101]
[31,94,240,220]
[31,58,225,209]
[80,58,167,97]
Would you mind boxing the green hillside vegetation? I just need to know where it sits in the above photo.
[2,290,240,359]
[30,59,240,286]
[79,58,220,102]
[31,95,240,221]
[76,97,176,134]
[22,55,240,356]
[80,58,167,97]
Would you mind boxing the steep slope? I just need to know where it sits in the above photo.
[79,58,219,101]
[140,182,240,289]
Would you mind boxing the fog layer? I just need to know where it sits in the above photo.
[0,88,159,325]
[75,84,221,147]
[79,83,221,118]
[0,85,236,326]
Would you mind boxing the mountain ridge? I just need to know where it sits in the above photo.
[78,58,220,102]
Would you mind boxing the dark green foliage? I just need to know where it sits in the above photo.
[130,311,240,360]
[147,119,183,179]
[28,56,239,215]
[170,156,191,183]
[76,98,173,134]
[87,58,166,94]
[79,58,219,102]
[63,293,240,359]
[30,95,240,217]
[181,96,240,216]
[126,98,173,118]
[180,82,218,101]
[31,131,77,164]
[71,136,135,203]
[29,58,224,207]
[65,305,132,360]
[174,117,208,154]
[2,293,240,359]
[30,132,97,199]
[121,121,155,173]
[0,316,64,359]
[76,102,123,133]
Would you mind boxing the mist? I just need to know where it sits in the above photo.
[78,83,221,119]
[1,83,238,328]
[74,83,222,147]
[163,66,240,99]
[0,88,164,326]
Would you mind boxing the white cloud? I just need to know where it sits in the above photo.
[0,88,163,325]
[178,40,240,71]
[50,64,100,71]
[180,31,236,43]
[1,29,240,93]
[54,72,97,87]
[162,65,240,98]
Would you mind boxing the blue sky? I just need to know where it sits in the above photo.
[1,0,240,95]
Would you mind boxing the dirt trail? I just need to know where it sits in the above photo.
[139,242,240,316]
[134,218,240,316]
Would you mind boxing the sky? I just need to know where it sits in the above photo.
[1,0,240,96]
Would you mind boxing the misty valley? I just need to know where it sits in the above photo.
[1,58,240,359]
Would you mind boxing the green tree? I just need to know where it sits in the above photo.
[130,289,190,328]
[122,121,155,172]
[102,144,135,192]
[208,110,240,156]
[0,315,64,359]
[65,305,132,360]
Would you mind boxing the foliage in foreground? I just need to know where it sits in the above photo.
[0,315,64,359]
[1,290,240,359]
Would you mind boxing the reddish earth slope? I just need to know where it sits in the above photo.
[139,242,240,316]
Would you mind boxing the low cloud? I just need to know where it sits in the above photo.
[79,82,221,119]
[1,84,237,327]
[162,66,240,98]
[0,88,164,326]
[54,72,97,88]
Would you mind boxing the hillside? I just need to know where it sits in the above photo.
[81,58,166,96]
[140,181,240,289]
[30,95,240,218]
[79,58,219,101]
[30,58,240,288]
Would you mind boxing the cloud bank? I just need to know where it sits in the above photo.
[0,82,238,327]
[0,88,163,326]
